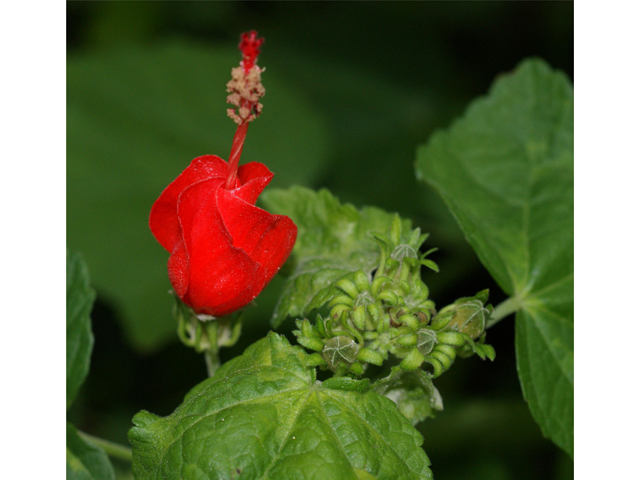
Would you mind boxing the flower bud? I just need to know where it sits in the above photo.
[446,299,489,339]
[322,336,359,370]
[416,329,437,355]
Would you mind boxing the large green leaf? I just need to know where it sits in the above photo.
[415,58,573,456]
[67,250,96,409]
[67,423,116,480]
[129,332,432,480]
[67,41,330,352]
[261,187,412,328]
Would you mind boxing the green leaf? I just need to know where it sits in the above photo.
[372,367,443,426]
[67,41,331,352]
[129,332,432,480]
[67,423,116,480]
[261,187,412,328]
[415,58,573,456]
[67,250,96,409]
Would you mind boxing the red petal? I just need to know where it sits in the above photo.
[234,162,274,205]
[175,178,266,315]
[217,188,297,282]
[248,215,297,284]
[150,155,228,252]
[167,241,189,298]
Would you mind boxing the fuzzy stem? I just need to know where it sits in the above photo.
[486,297,521,329]
[203,321,221,376]
[205,348,221,377]
[78,432,133,463]
[225,120,249,189]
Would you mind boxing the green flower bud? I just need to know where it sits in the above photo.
[447,299,489,339]
[416,329,437,355]
[322,336,359,370]
[391,244,418,263]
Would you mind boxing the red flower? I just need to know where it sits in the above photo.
[149,155,297,317]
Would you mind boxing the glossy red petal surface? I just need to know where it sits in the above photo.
[249,215,297,283]
[175,178,266,316]
[217,187,297,281]
[150,155,228,252]
[167,241,189,298]
[234,162,273,204]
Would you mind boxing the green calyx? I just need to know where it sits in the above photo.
[174,295,243,376]
[292,216,495,379]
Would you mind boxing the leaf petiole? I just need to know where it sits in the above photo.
[486,297,521,329]
[78,431,133,463]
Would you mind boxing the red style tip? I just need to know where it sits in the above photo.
[239,30,264,73]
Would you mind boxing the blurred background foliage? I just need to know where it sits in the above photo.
[66,2,573,479]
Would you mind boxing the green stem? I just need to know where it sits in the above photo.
[205,348,221,377]
[79,432,133,463]
[203,320,220,376]
[486,296,521,329]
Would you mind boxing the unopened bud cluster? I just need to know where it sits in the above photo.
[294,215,495,377]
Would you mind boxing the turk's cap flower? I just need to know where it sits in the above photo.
[149,155,297,317]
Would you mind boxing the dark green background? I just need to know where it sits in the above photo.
[67,2,573,479]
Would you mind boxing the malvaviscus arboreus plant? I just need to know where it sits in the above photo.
[66,29,573,480]
[149,31,297,372]
[131,32,494,478]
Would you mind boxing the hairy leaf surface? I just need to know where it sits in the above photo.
[415,58,573,456]
[261,187,412,328]
[130,332,432,480]
[67,423,116,480]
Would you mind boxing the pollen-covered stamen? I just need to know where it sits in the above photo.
[226,31,266,126]
[226,66,265,125]
[225,31,266,189]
